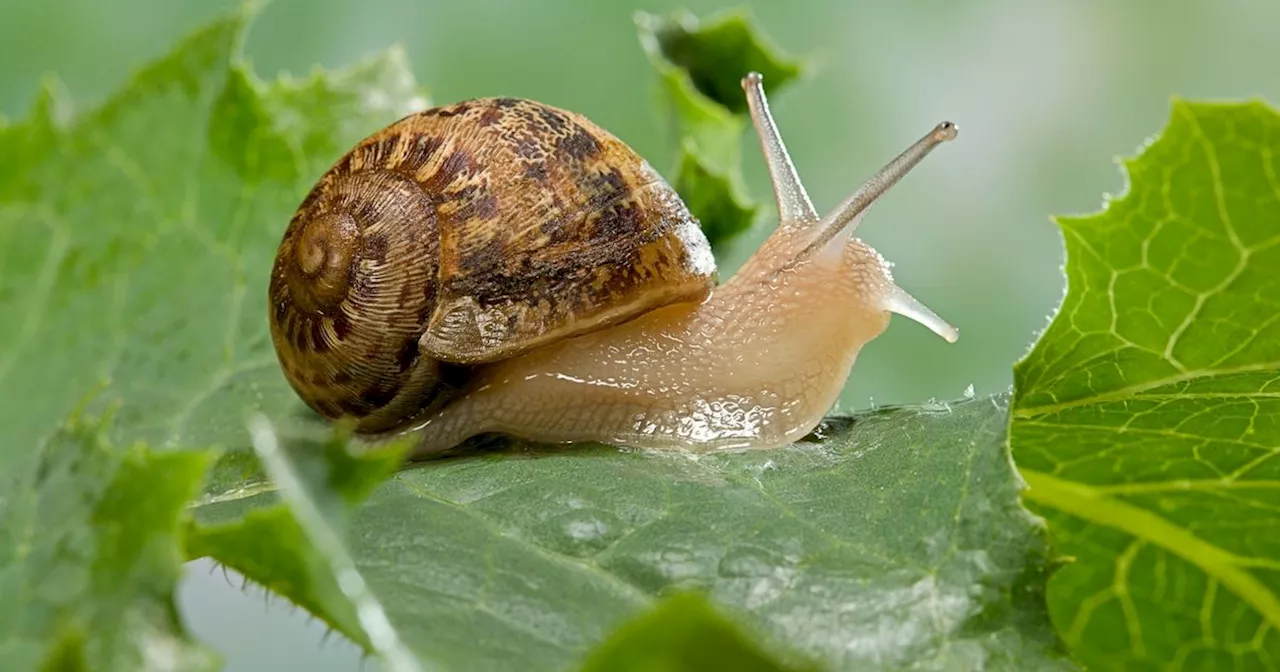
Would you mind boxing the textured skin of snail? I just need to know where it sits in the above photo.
[268,98,717,434]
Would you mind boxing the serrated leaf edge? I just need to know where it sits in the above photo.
[247,415,424,672]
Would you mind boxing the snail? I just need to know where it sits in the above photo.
[268,72,958,458]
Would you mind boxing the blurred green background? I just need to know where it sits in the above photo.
[5,0,1279,669]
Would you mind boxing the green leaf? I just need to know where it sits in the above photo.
[671,143,760,250]
[0,409,219,672]
[578,592,816,672]
[191,395,1070,671]
[636,9,803,249]
[1010,100,1280,669]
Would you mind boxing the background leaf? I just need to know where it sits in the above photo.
[1011,99,1280,670]
[0,410,218,671]
[636,9,802,249]
[0,4,427,467]
[0,5,427,669]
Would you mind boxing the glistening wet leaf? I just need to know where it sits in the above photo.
[197,394,1069,671]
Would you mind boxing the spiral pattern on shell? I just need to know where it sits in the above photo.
[270,168,451,433]
[268,97,718,433]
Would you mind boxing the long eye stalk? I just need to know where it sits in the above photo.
[800,121,958,259]
[741,72,818,224]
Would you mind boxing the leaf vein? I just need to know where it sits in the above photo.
[1013,361,1280,418]
[1022,469,1280,635]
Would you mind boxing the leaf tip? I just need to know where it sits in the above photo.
[233,0,272,27]
[636,6,804,113]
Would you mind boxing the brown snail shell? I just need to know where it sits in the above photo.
[267,97,717,434]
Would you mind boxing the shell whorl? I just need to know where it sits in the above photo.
[269,168,450,434]
[286,211,357,314]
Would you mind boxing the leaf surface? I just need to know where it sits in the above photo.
[0,412,218,671]
[1011,100,1280,670]
[196,395,1070,671]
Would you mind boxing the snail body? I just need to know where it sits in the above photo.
[268,73,959,457]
